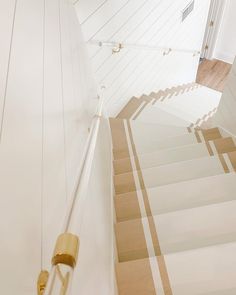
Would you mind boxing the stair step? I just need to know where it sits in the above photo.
[115,173,236,222]
[110,117,222,160]
[115,200,236,262]
[115,83,201,121]
[116,97,145,120]
[163,85,221,117]
[148,82,197,101]
[116,242,236,295]
[129,120,193,146]
[133,104,191,126]
[113,86,234,295]
[113,128,225,159]
[113,137,236,175]
[114,151,236,194]
[110,118,200,160]
[153,100,198,123]
[113,132,200,159]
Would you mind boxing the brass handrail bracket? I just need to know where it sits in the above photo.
[112,43,123,54]
[37,270,49,295]
[52,233,79,268]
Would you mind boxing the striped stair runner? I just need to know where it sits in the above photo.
[110,86,236,295]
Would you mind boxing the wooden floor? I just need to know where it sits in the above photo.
[196,59,232,92]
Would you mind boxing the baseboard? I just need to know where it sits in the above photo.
[214,51,235,64]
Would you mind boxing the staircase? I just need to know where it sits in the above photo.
[110,83,236,294]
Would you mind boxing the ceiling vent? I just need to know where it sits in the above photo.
[182,0,195,22]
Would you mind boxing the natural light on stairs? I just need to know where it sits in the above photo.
[1,0,236,294]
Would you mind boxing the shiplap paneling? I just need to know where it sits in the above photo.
[0,0,44,294]
[42,0,69,274]
[0,0,17,136]
[0,0,100,293]
[75,0,211,115]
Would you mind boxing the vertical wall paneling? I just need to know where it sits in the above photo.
[42,0,68,271]
[0,0,101,293]
[76,0,211,115]
[75,0,108,25]
[0,0,44,293]
[0,0,17,138]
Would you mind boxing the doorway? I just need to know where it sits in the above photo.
[201,0,227,60]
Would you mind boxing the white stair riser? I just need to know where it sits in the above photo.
[130,120,190,143]
[141,155,226,188]
[154,101,198,123]
[147,173,236,214]
[115,142,210,173]
[156,200,236,254]
[135,106,191,127]
[134,132,199,154]
[163,86,221,120]
[165,242,236,295]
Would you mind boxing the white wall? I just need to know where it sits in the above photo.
[75,0,211,115]
[213,0,236,64]
[0,1,113,294]
[213,57,236,135]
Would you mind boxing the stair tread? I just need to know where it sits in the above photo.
[112,86,232,295]
[110,116,192,132]
[114,151,236,195]
[115,149,235,175]
[113,127,223,159]
[115,200,236,262]
[114,135,233,160]
[113,137,236,175]
[113,132,200,159]
[116,241,236,295]
[112,123,222,160]
[115,172,236,221]
[147,82,197,100]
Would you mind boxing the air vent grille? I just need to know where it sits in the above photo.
[182,1,195,22]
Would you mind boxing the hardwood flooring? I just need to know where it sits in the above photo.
[196,59,232,92]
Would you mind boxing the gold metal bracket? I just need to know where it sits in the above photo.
[112,43,123,54]
[52,233,79,268]
[37,270,49,295]
[163,48,172,56]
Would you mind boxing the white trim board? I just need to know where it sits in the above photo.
[201,0,227,60]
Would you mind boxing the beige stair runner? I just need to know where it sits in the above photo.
[110,112,236,294]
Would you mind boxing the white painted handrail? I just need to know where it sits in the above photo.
[62,93,104,234]
[89,40,201,56]
[40,93,105,295]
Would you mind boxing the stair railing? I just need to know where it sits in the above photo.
[37,90,105,295]
[89,40,201,56]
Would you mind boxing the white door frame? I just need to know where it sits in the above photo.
[201,0,228,60]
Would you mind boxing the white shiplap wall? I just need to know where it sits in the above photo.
[75,0,211,115]
[0,1,114,294]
